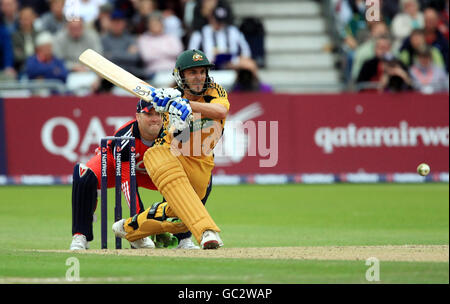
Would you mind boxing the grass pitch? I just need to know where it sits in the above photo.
[0,184,448,284]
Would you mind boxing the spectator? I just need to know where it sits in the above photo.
[239,17,266,68]
[53,19,103,72]
[410,46,449,93]
[130,0,157,34]
[130,0,183,38]
[24,31,68,83]
[19,0,49,16]
[161,6,184,39]
[423,7,449,72]
[1,0,19,33]
[437,0,449,40]
[94,2,113,35]
[351,22,389,81]
[63,0,107,26]
[231,57,272,93]
[113,0,138,19]
[335,1,374,82]
[343,0,372,44]
[101,10,143,79]
[357,37,412,92]
[35,0,66,34]
[188,5,251,70]
[391,0,424,51]
[0,15,16,80]
[399,29,445,69]
[189,0,233,31]
[12,6,38,73]
[137,11,183,78]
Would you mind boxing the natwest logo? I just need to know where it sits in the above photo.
[314,121,449,154]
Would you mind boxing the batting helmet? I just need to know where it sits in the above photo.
[173,49,215,95]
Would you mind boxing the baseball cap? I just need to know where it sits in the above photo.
[136,99,153,113]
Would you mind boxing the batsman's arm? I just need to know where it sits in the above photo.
[190,102,228,120]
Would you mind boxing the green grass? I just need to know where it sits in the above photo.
[0,184,448,283]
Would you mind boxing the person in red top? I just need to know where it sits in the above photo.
[71,99,213,250]
[70,99,161,250]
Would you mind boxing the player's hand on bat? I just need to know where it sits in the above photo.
[168,97,192,131]
[151,88,182,113]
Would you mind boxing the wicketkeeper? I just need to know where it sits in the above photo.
[113,49,229,249]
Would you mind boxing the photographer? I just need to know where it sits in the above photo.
[379,53,413,92]
[357,36,412,92]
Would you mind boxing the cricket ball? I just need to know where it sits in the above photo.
[417,163,430,176]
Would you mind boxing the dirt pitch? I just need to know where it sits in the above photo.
[35,245,449,262]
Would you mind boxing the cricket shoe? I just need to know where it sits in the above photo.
[200,230,223,249]
[176,237,200,250]
[112,219,155,249]
[70,234,89,250]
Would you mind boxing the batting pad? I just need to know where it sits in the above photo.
[143,145,220,243]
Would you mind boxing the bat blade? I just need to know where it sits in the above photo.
[79,49,154,101]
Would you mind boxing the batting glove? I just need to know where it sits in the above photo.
[168,97,192,131]
[151,88,182,113]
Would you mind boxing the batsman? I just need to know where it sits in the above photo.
[113,49,229,249]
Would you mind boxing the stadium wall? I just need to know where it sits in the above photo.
[0,93,448,185]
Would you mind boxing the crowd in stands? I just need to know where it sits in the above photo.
[334,0,449,93]
[0,0,270,94]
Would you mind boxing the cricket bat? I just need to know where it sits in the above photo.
[78,49,154,101]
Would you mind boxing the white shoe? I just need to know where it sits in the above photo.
[70,234,89,250]
[176,237,200,249]
[130,236,155,249]
[112,219,155,249]
[200,230,223,249]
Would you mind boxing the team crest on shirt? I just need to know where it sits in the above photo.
[193,53,203,61]
[79,163,89,177]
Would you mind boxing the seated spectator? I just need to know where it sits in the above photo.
[137,11,183,78]
[399,29,445,69]
[231,57,272,93]
[100,10,144,90]
[335,0,374,83]
[35,0,66,34]
[437,0,449,40]
[410,46,449,93]
[391,0,424,51]
[12,6,39,74]
[239,17,266,68]
[189,0,233,31]
[24,31,68,83]
[162,6,184,39]
[188,5,251,70]
[131,0,183,38]
[1,0,19,33]
[94,2,113,35]
[423,7,449,72]
[19,0,49,16]
[351,22,389,81]
[0,15,16,80]
[357,37,412,92]
[53,18,103,72]
[130,0,157,35]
